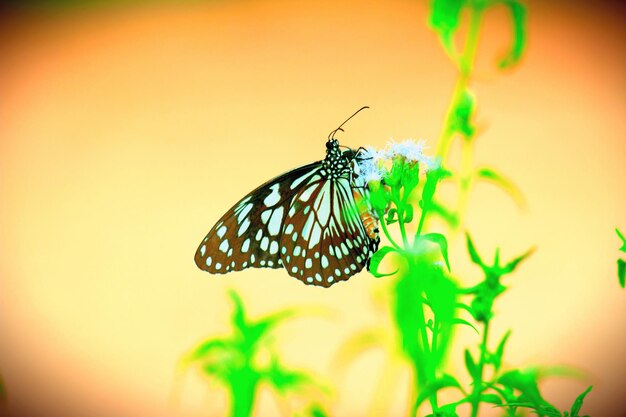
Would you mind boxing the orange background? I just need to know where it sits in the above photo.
[0,1,624,416]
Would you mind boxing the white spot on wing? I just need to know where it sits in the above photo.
[308,224,322,248]
[302,213,315,240]
[321,255,329,269]
[238,218,250,236]
[290,170,316,190]
[269,241,279,254]
[242,239,250,253]
[205,256,212,266]
[260,237,269,251]
[263,184,281,206]
[299,184,318,202]
[216,225,227,238]
[200,245,206,256]
[219,239,229,253]
[237,204,253,223]
[267,207,283,236]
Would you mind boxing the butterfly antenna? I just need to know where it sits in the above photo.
[328,106,370,140]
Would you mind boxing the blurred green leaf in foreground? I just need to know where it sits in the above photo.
[178,290,329,417]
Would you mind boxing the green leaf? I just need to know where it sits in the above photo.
[404,204,414,223]
[476,166,526,209]
[451,89,476,137]
[185,339,234,362]
[464,349,478,379]
[616,228,626,252]
[479,393,502,405]
[263,359,318,395]
[428,0,467,59]
[501,247,535,275]
[431,200,459,228]
[386,207,398,225]
[421,233,451,271]
[570,386,592,417]
[451,318,479,334]
[618,259,626,288]
[229,290,248,333]
[416,373,463,409]
[465,233,483,266]
[421,167,448,209]
[369,246,399,278]
[455,302,478,320]
[491,330,512,370]
[497,369,544,405]
[498,0,527,69]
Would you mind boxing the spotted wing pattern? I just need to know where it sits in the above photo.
[194,138,380,287]
[194,163,322,274]
[279,176,379,287]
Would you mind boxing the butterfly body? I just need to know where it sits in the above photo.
[194,138,379,287]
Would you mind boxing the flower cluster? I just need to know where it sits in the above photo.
[358,139,437,185]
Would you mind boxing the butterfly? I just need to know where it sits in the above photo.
[194,109,380,287]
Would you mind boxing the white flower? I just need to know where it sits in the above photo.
[385,139,429,163]
[357,146,387,183]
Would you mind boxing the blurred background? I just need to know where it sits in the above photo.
[0,0,624,416]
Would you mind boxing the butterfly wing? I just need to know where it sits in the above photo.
[279,176,379,287]
[194,162,323,274]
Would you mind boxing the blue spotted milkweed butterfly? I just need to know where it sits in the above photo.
[194,109,380,287]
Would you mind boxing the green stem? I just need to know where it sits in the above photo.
[470,320,490,417]
[456,135,475,223]
[435,6,483,162]
[413,294,439,416]
[228,375,258,417]
[416,204,428,238]
[380,218,403,251]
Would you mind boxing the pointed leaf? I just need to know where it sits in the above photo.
[451,318,479,334]
[431,200,459,228]
[416,373,463,409]
[618,259,625,288]
[616,228,626,252]
[501,247,535,275]
[369,246,399,278]
[228,290,248,333]
[185,339,234,362]
[498,0,527,69]
[465,233,483,266]
[570,386,592,416]
[492,330,512,370]
[464,349,478,379]
[421,233,451,271]
[403,203,414,223]
[476,166,526,208]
